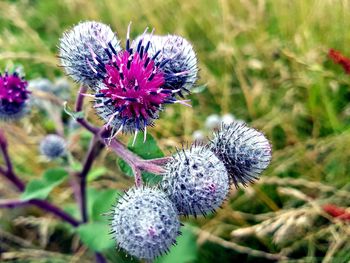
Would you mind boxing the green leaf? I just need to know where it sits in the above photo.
[127,132,164,159]
[87,167,108,182]
[117,133,164,184]
[67,152,82,172]
[21,168,68,200]
[156,224,198,263]
[63,101,85,120]
[90,189,120,222]
[117,158,133,176]
[142,171,162,184]
[63,203,80,221]
[191,84,207,94]
[87,188,99,220]
[77,222,115,252]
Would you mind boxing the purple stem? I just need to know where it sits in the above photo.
[0,199,79,227]
[107,139,144,186]
[0,165,25,192]
[77,118,99,134]
[0,130,25,191]
[0,199,28,208]
[78,135,104,222]
[29,199,80,227]
[132,166,143,187]
[107,139,165,174]
[75,86,88,112]
[145,156,172,166]
[95,252,107,263]
[107,139,166,186]
[75,86,99,134]
[138,160,166,174]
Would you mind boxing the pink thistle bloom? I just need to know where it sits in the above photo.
[0,71,30,121]
[89,24,192,142]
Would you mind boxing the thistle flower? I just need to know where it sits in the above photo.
[89,24,193,142]
[39,134,67,160]
[210,122,272,187]
[158,35,198,93]
[111,187,180,260]
[59,21,121,88]
[192,130,206,142]
[133,34,198,96]
[161,144,229,216]
[53,77,70,97]
[54,78,70,91]
[221,113,235,125]
[28,78,53,93]
[0,71,30,121]
[205,114,221,130]
[60,21,197,141]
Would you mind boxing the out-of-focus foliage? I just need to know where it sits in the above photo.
[1,0,350,262]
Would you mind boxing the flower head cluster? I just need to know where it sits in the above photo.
[58,20,273,262]
[59,21,198,139]
[210,122,272,187]
[109,121,271,260]
[0,71,30,121]
[161,144,229,216]
[111,187,180,260]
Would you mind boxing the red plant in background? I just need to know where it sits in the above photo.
[323,204,350,222]
[329,48,350,74]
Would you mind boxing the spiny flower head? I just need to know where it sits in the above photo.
[28,78,53,93]
[111,187,180,260]
[0,71,30,121]
[59,21,121,88]
[210,122,272,187]
[158,34,198,94]
[205,114,221,130]
[161,144,229,217]
[133,33,198,97]
[39,134,67,160]
[91,24,192,140]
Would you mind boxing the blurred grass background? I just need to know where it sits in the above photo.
[1,0,350,262]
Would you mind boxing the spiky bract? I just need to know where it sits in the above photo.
[111,187,180,260]
[59,21,121,88]
[0,71,30,121]
[210,122,272,187]
[39,134,67,160]
[161,144,229,216]
[133,34,198,96]
[158,35,198,93]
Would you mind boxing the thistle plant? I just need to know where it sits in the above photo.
[0,20,272,262]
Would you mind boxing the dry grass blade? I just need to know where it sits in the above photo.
[191,226,288,261]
